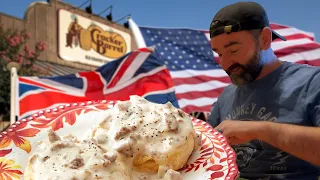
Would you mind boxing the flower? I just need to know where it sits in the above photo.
[13,35,21,44]
[0,149,12,157]
[1,55,11,63]
[36,41,47,51]
[23,44,35,58]
[0,122,40,153]
[26,50,35,59]
[0,157,23,180]
[23,44,30,52]
[16,55,24,64]
[25,32,31,39]
[8,38,17,47]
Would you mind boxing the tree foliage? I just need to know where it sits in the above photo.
[0,25,48,120]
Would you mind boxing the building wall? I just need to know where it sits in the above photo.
[0,0,137,71]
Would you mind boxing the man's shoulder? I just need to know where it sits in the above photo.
[289,63,320,95]
[281,62,320,95]
[283,61,320,78]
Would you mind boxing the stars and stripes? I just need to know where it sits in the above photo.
[129,19,320,113]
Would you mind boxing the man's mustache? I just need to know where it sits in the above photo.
[226,63,245,75]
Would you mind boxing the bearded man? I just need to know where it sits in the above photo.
[207,2,320,180]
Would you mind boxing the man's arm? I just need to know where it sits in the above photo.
[258,121,320,166]
[216,120,320,166]
[266,70,320,165]
[258,70,320,166]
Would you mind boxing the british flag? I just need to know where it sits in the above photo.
[18,47,179,119]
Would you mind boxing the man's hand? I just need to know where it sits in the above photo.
[215,120,266,145]
[215,120,320,166]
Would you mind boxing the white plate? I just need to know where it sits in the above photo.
[0,100,238,180]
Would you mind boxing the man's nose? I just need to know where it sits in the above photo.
[220,57,234,71]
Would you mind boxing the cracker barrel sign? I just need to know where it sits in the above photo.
[58,9,131,66]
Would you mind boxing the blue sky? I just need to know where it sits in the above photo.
[1,0,319,40]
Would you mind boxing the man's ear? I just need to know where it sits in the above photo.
[259,27,272,50]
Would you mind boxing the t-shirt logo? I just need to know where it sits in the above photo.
[233,140,264,171]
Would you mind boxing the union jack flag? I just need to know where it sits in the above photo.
[18,47,178,119]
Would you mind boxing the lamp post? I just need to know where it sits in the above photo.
[97,5,113,21]
[7,62,20,125]
[85,0,92,14]
[115,14,131,29]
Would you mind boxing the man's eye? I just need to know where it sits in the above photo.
[231,50,239,53]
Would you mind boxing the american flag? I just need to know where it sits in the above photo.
[18,47,178,119]
[129,19,320,113]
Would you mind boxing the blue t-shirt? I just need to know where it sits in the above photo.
[207,61,320,180]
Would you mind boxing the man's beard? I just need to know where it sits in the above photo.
[226,48,263,86]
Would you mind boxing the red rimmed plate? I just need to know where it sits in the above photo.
[0,100,238,180]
